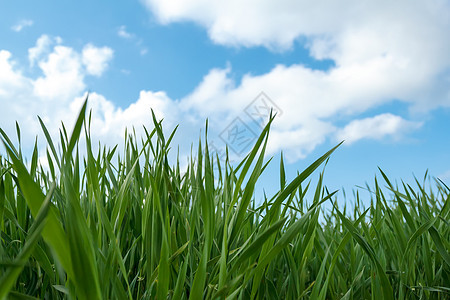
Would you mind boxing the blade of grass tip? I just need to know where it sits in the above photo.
[0,128,20,158]
[230,132,269,242]
[38,116,61,168]
[30,138,38,178]
[437,178,450,192]
[380,168,417,233]
[151,109,165,144]
[270,142,343,222]
[166,124,179,147]
[111,159,138,232]
[0,186,52,300]
[15,121,21,148]
[65,96,88,164]
[1,140,74,280]
[58,94,102,299]
[190,137,216,300]
[280,152,286,190]
[229,115,274,211]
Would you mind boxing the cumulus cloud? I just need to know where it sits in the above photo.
[11,19,33,32]
[28,35,62,67]
[34,46,85,99]
[68,91,178,142]
[2,0,450,165]
[2,32,434,163]
[143,1,449,53]
[175,61,431,160]
[0,36,117,145]
[81,44,114,76]
[335,114,422,144]
[0,36,187,169]
[0,50,30,97]
[141,0,450,110]
[139,0,450,160]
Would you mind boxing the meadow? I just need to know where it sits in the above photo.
[0,98,449,299]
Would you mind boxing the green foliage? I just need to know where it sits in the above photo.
[0,98,449,299]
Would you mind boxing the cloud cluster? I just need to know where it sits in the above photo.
[2,0,449,164]
[11,19,33,32]
[1,36,189,166]
[140,0,449,159]
[0,36,114,143]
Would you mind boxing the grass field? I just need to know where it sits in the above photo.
[0,98,449,299]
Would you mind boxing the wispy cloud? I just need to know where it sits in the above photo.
[117,25,134,39]
[11,19,34,32]
[117,25,148,56]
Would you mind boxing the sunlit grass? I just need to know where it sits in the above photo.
[0,97,449,299]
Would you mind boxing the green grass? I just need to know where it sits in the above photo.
[0,97,449,299]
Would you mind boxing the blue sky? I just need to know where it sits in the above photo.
[1,0,449,202]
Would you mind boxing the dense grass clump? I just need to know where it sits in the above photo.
[0,99,449,299]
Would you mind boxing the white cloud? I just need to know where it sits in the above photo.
[73,90,177,140]
[33,45,85,100]
[139,0,449,160]
[142,0,450,53]
[0,37,117,145]
[27,36,114,101]
[141,1,450,111]
[176,61,433,160]
[28,35,62,67]
[3,0,450,168]
[81,44,114,76]
[0,36,184,165]
[28,35,52,67]
[0,50,30,97]
[335,114,422,144]
[11,19,33,32]
[118,25,134,39]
